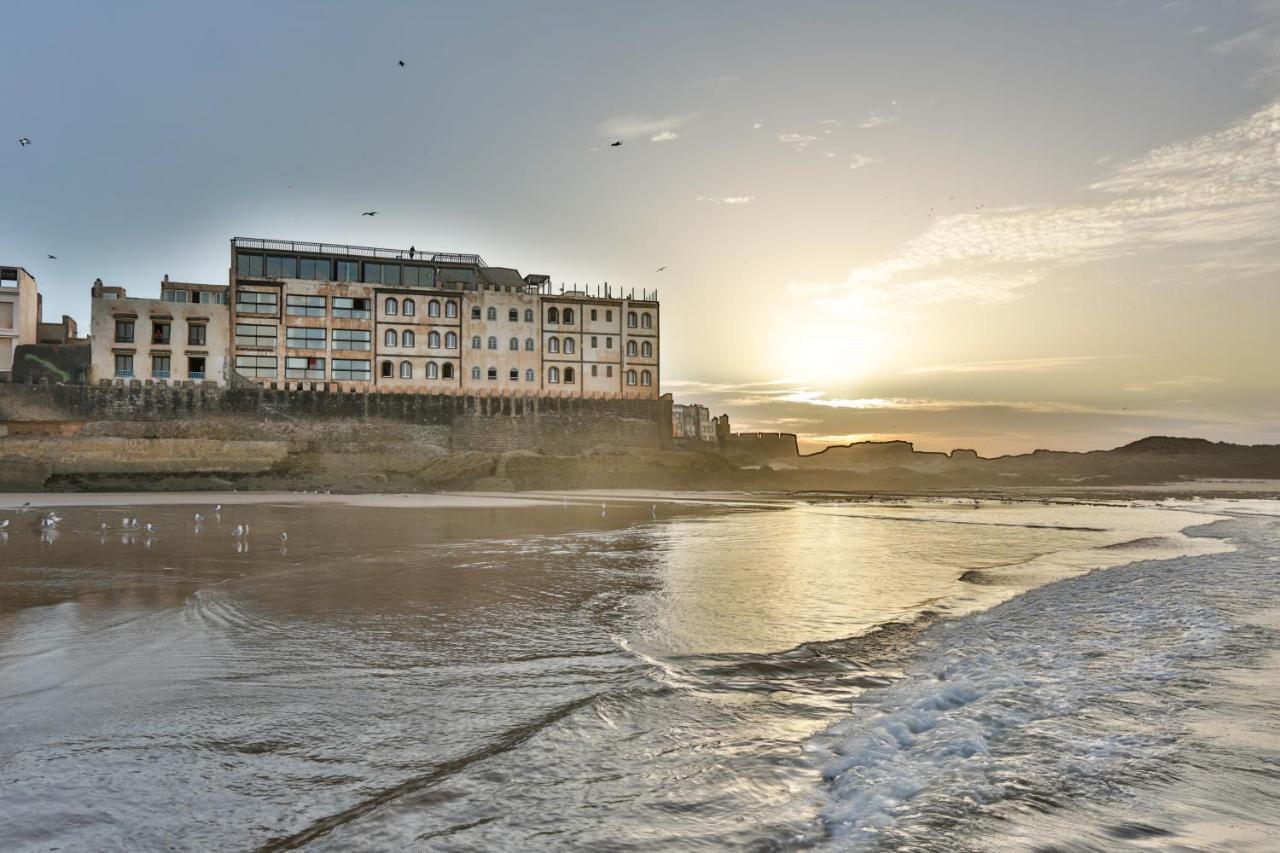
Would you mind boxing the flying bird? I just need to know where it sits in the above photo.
[609,141,622,147]
[18,138,31,146]
[362,211,378,216]
[655,266,667,272]
[398,60,405,67]
[47,254,57,260]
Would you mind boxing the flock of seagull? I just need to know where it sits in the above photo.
[0,503,288,550]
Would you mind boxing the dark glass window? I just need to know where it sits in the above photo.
[234,324,277,348]
[334,260,359,282]
[114,319,135,343]
[114,353,134,377]
[236,289,278,314]
[188,324,207,346]
[236,254,265,277]
[286,294,326,317]
[332,297,370,319]
[299,258,330,280]
[265,256,297,278]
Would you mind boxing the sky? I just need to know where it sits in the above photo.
[3,0,1278,455]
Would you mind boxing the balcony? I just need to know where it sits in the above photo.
[189,371,206,380]
[153,370,171,379]
[114,369,134,379]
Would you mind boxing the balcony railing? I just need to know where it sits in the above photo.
[115,369,134,379]
[189,371,206,380]
[233,237,486,267]
[153,370,171,379]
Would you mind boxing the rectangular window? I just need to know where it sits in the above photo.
[265,255,298,278]
[151,354,171,378]
[591,336,598,348]
[591,365,598,376]
[300,258,330,280]
[151,322,171,345]
[286,326,326,348]
[188,324,207,346]
[114,353,134,378]
[403,266,435,287]
[286,294,326,317]
[114,319,135,343]
[234,323,277,348]
[194,290,226,304]
[332,297,370,319]
[334,260,359,282]
[236,289,278,314]
[362,263,401,286]
[332,358,371,381]
[236,254,265,278]
[0,302,13,329]
[332,329,371,350]
[605,337,613,348]
[285,356,326,379]
[161,289,188,303]
[606,365,613,377]
[188,355,206,379]
[606,310,613,322]
[235,354,277,378]
[591,309,598,321]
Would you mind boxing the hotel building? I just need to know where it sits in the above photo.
[0,266,40,379]
[228,237,659,397]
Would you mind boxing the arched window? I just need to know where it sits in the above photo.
[524,308,533,322]
[487,336,498,350]
[626,340,638,357]
[641,370,652,386]
[426,361,439,379]
[487,367,497,380]
[626,369,637,386]
[400,361,412,379]
[385,329,398,347]
[385,297,398,315]
[427,300,441,317]
[508,308,518,322]
[509,337,519,351]
[641,313,652,329]
[428,331,441,348]
[548,337,560,353]
[525,368,535,382]
[471,335,481,349]
[445,332,458,349]
[547,307,559,323]
[402,330,414,347]
[471,366,481,380]
[564,366,575,383]
[627,311,638,328]
[445,300,458,318]
[442,362,454,379]
[548,366,560,383]
[525,337,534,351]
[381,360,394,378]
[471,306,481,320]
[641,341,653,358]
[509,367,519,381]
[563,308,574,324]
[487,306,497,321]
[402,299,416,317]
[564,337,575,354]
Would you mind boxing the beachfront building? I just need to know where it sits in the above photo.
[89,278,230,385]
[0,266,40,379]
[672,403,715,441]
[228,237,660,397]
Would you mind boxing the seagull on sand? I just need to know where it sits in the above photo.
[145,523,159,533]
[213,504,222,513]
[0,519,9,530]
[194,513,206,523]
[279,532,288,545]
[233,524,246,538]
[650,504,657,518]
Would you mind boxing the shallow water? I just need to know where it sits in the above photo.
[0,495,1274,850]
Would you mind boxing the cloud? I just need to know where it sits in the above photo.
[1122,375,1225,393]
[696,195,754,205]
[848,153,881,170]
[778,133,819,150]
[818,119,843,127]
[903,356,1135,376]
[859,111,899,129]
[796,101,1280,307]
[650,130,679,143]
[597,113,694,140]
[752,122,763,129]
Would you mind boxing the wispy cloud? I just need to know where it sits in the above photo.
[597,113,694,140]
[696,195,754,205]
[795,101,1280,307]
[650,130,679,143]
[778,132,819,150]
[903,356,1135,376]
[859,111,899,129]
[1122,375,1224,393]
[752,122,763,130]
[848,153,881,170]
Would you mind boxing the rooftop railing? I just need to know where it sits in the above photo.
[233,237,486,268]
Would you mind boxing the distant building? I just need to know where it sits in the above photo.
[672,403,715,440]
[37,312,80,345]
[228,237,659,397]
[89,278,230,385]
[0,266,40,378]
